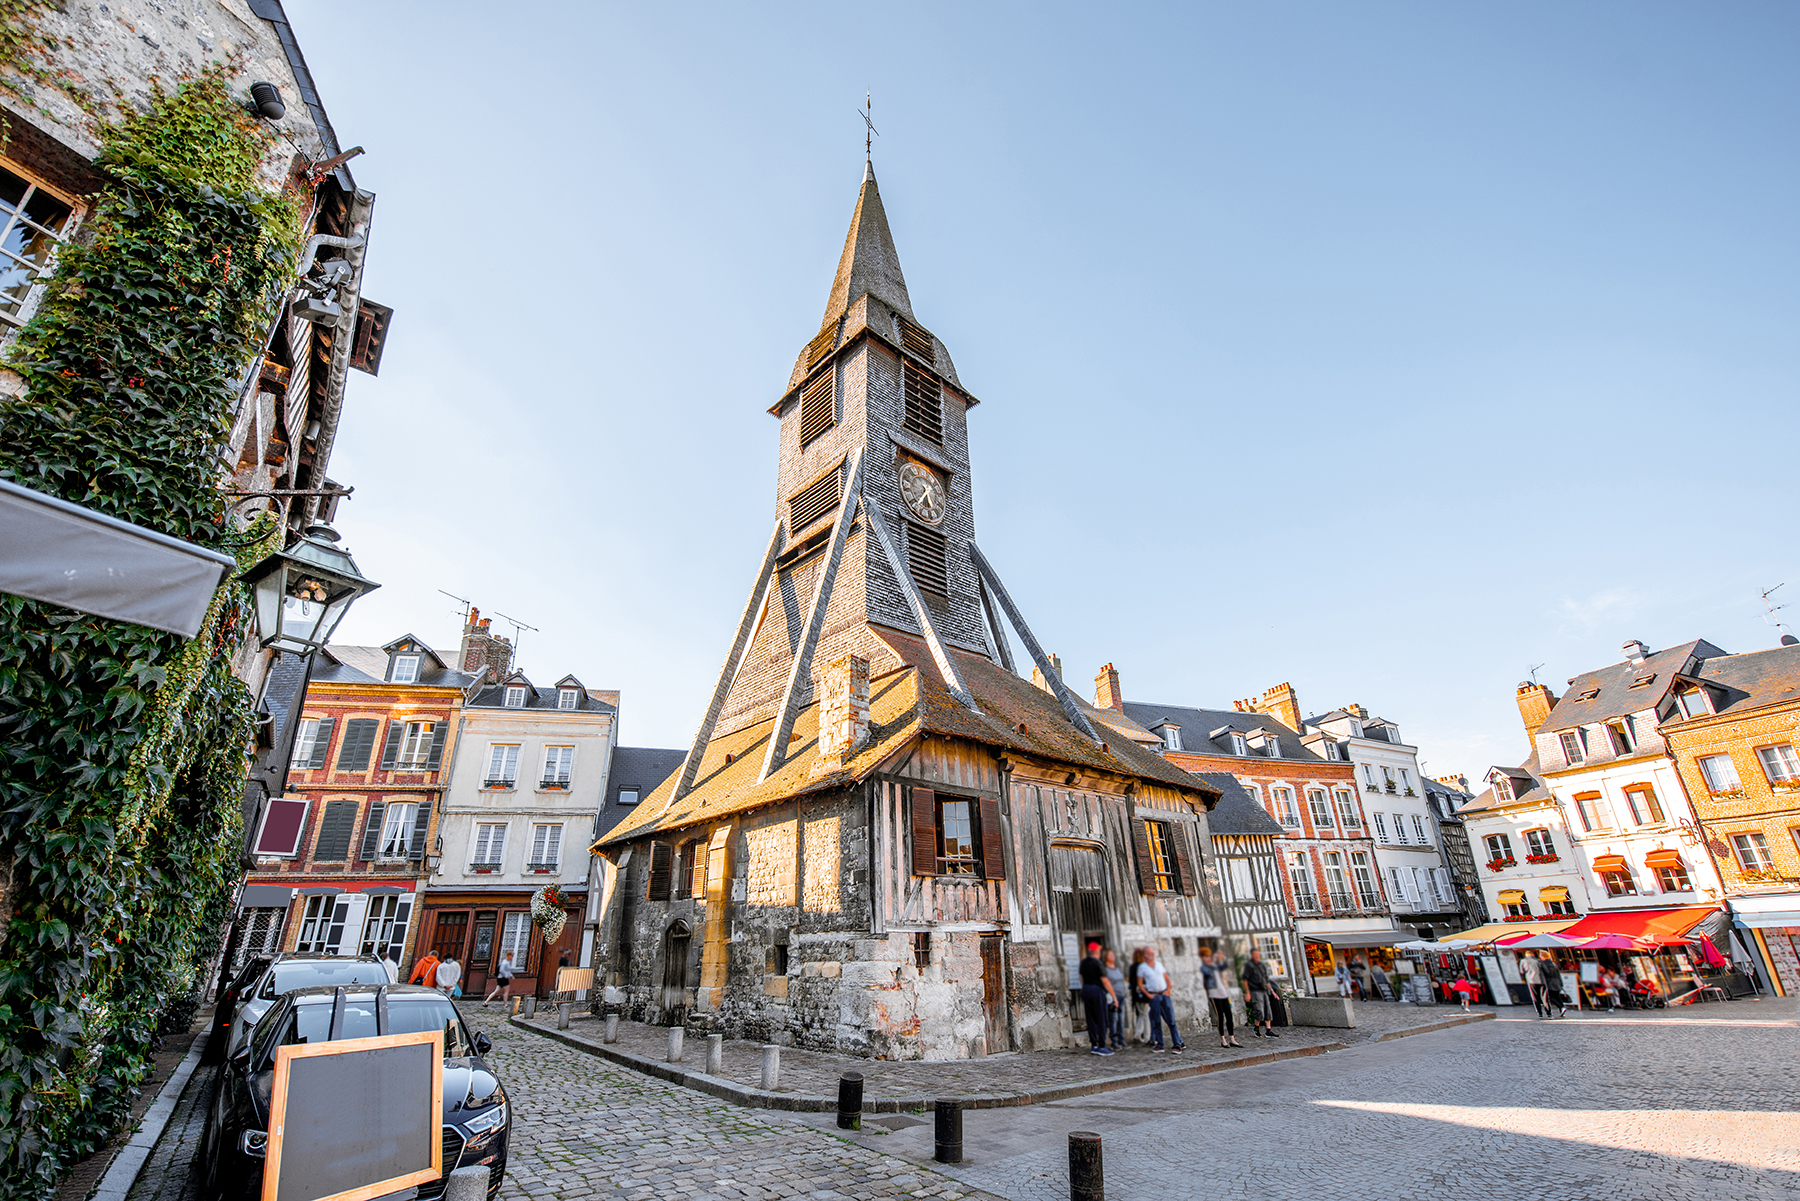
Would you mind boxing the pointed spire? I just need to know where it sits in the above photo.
[822,164,913,325]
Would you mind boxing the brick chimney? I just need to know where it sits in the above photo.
[1094,663,1124,712]
[1258,682,1302,731]
[1515,682,1557,739]
[1031,653,1063,694]
[458,606,514,679]
[816,653,870,763]
[1622,639,1650,664]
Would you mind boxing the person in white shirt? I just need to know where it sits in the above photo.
[1134,947,1184,1053]
[435,955,462,998]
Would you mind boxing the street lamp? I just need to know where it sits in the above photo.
[241,522,379,654]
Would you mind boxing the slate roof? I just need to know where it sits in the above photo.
[467,678,618,714]
[1458,751,1552,816]
[1191,772,1284,837]
[1682,643,1800,718]
[594,747,687,841]
[1539,639,1729,733]
[311,643,478,689]
[1118,702,1324,763]
[600,628,1217,847]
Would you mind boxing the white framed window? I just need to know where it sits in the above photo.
[1678,688,1711,719]
[1265,733,1281,759]
[504,685,526,708]
[485,744,520,787]
[499,911,532,967]
[1571,790,1607,832]
[290,717,323,768]
[1372,812,1389,842]
[1484,833,1513,862]
[1733,833,1773,873]
[397,721,435,769]
[1433,867,1454,906]
[1758,744,1800,783]
[1159,725,1182,752]
[1559,730,1585,763]
[1334,790,1361,828]
[1351,853,1379,907]
[1322,852,1352,909]
[390,654,421,684]
[1286,852,1319,912]
[0,161,78,334]
[558,688,579,710]
[359,894,412,961]
[1381,766,1396,789]
[1230,733,1247,756]
[1413,867,1433,907]
[1350,720,1363,737]
[1307,789,1333,828]
[379,802,419,858]
[1362,763,1377,788]
[1324,742,1341,761]
[541,745,574,789]
[1493,776,1514,803]
[471,822,507,868]
[1272,787,1301,827]
[529,823,564,872]
[294,894,333,953]
[618,788,639,807]
[1525,828,1555,858]
[1388,867,1410,907]
[1392,816,1409,845]
[1699,754,1742,793]
[1411,814,1429,845]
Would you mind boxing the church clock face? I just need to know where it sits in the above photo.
[898,461,946,525]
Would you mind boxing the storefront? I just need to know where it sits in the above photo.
[1302,932,1403,1000]
[1497,906,1741,1008]
[1726,892,1800,996]
[418,888,583,1000]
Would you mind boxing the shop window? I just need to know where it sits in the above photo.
[1600,869,1637,898]
[1733,832,1774,874]
[294,895,334,953]
[1622,784,1664,825]
[1655,863,1692,892]
[1758,744,1800,784]
[1699,754,1742,793]
[358,895,412,961]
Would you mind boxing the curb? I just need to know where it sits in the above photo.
[89,1033,209,1201]
[1370,1012,1495,1042]
[507,1016,1347,1111]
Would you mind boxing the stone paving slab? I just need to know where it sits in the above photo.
[502,1000,1495,1110]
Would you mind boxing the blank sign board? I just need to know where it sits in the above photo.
[265,1030,443,1201]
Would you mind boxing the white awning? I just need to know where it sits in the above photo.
[1730,893,1800,929]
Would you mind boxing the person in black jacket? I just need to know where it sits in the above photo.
[1243,947,1278,1038]
[1078,942,1115,1055]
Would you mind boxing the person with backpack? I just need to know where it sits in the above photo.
[408,951,440,989]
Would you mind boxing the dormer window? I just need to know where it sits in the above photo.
[1559,729,1585,763]
[1493,777,1514,803]
[1324,742,1341,762]
[504,685,525,708]
[1263,733,1281,759]
[1385,725,1400,744]
[1678,687,1711,719]
[390,654,420,684]
[1158,724,1182,752]
[1350,720,1362,737]
[1230,733,1247,756]
[558,688,579,710]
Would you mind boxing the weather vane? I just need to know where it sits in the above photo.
[857,92,879,162]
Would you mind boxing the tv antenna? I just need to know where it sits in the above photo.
[1527,662,1545,685]
[493,610,539,662]
[1761,584,1794,640]
[438,589,472,624]
[857,92,879,162]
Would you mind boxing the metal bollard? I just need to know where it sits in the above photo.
[934,1099,962,1164]
[667,1026,684,1063]
[557,1001,572,1030]
[603,1013,619,1043]
[759,1044,780,1091]
[706,1033,723,1075]
[522,996,536,1018]
[442,1164,490,1201]
[1069,1131,1103,1201]
[837,1072,864,1131]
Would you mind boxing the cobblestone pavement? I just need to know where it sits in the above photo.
[511,999,1483,1102]
[793,996,1800,1201]
[124,1066,213,1201]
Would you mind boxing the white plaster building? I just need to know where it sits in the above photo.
[1460,754,1588,924]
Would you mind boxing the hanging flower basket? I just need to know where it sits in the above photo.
[531,884,568,944]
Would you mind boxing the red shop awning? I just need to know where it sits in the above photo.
[1562,906,1718,946]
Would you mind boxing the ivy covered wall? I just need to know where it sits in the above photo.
[0,68,299,1197]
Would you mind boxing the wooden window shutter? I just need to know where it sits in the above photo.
[910,787,939,877]
[358,800,387,861]
[1172,823,1198,896]
[905,521,949,596]
[1130,817,1157,895]
[899,317,934,361]
[425,722,450,769]
[408,798,433,860]
[799,370,835,446]
[901,361,943,443]
[336,719,379,771]
[314,799,358,861]
[788,467,841,532]
[647,842,672,901]
[307,716,335,769]
[978,795,1006,881]
[377,721,403,770]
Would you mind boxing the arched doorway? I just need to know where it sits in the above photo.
[660,920,692,1020]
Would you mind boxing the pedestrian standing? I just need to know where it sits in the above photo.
[1334,959,1353,998]
[1202,949,1241,1048]
[485,950,517,1006]
[1129,948,1151,1043]
[435,955,463,999]
[1518,950,1547,1017]
[1137,947,1185,1053]
[1243,947,1278,1039]
[1078,941,1115,1056]
[1103,949,1128,1050]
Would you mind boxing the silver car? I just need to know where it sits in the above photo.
[224,953,395,1056]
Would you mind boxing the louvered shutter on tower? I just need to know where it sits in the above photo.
[910,787,938,877]
[1131,818,1157,895]
[359,800,387,861]
[408,799,432,859]
[646,842,672,901]
[789,468,842,532]
[800,370,835,446]
[377,721,403,770]
[902,361,942,443]
[1172,823,1198,896]
[336,719,379,771]
[307,716,335,769]
[978,796,1006,881]
[905,521,949,596]
[425,722,449,769]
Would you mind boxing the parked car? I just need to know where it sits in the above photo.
[224,953,395,1058]
[200,984,509,1201]
[203,955,273,1065]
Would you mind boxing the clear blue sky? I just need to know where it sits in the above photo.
[299,2,1800,781]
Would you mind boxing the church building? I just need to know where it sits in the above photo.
[594,163,1221,1059]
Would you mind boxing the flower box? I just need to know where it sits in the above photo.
[1485,857,1516,872]
[1525,853,1559,864]
[1503,914,1537,922]
[1709,788,1745,798]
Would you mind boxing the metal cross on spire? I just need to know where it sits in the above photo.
[858,92,879,162]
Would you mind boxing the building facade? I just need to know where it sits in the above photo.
[1423,773,1490,930]
[238,637,475,972]
[419,610,619,1000]
[1303,707,1466,941]
[1193,771,1300,988]
[1459,751,1587,927]
[594,164,1226,1060]
[1120,682,1393,993]
[1660,640,1800,993]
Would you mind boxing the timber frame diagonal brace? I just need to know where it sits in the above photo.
[968,541,1102,745]
[860,497,979,713]
[760,450,867,781]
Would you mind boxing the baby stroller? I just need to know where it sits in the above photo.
[1630,979,1667,1009]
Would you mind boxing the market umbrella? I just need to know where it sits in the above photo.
[1578,933,1657,951]
[1496,932,1591,948]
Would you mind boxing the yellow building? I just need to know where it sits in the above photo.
[1661,640,1800,994]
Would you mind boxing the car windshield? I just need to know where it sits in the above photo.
[260,959,387,999]
[272,998,472,1060]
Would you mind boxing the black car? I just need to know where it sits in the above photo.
[200,984,509,1201]
[203,956,273,1065]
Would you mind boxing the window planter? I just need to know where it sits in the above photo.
[1485,857,1516,872]
[539,780,570,791]
[1709,788,1745,799]
[1384,783,1397,794]
[1403,789,1416,797]
[527,863,559,874]
[470,864,499,874]
[1503,914,1537,922]
[1525,853,1559,864]
[483,779,515,791]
